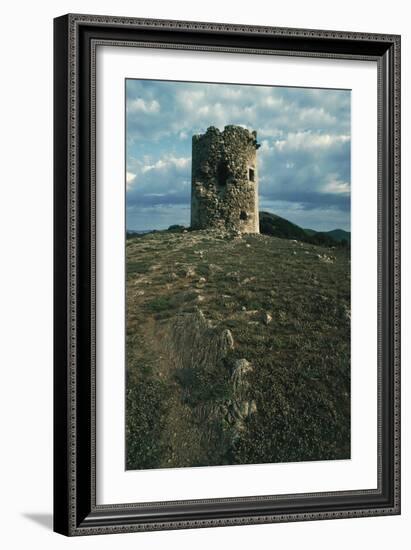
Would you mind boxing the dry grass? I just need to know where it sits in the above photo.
[126,229,350,470]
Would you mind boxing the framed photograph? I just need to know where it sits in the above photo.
[53,14,401,536]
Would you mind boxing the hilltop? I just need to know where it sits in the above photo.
[260,211,350,246]
[126,226,351,470]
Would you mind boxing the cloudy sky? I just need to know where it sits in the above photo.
[126,79,351,232]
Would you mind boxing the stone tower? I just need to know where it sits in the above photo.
[191,125,260,233]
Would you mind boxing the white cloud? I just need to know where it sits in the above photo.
[321,177,351,195]
[262,95,284,109]
[273,131,350,152]
[258,128,283,139]
[141,156,190,174]
[126,171,136,189]
[298,106,336,125]
[172,157,191,169]
[128,98,160,114]
[178,90,206,107]
[126,155,191,207]
[126,81,350,143]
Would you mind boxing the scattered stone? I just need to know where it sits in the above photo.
[232,358,253,380]
[179,266,196,277]
[172,289,200,305]
[249,400,257,414]
[224,359,257,432]
[241,306,247,311]
[240,401,250,417]
[208,263,222,274]
[261,311,272,325]
[227,271,240,281]
[220,329,235,354]
[317,253,336,264]
[198,277,207,284]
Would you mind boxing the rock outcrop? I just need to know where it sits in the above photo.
[165,309,256,445]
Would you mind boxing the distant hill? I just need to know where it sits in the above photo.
[325,229,351,243]
[127,229,154,236]
[259,211,308,241]
[305,228,350,244]
[259,211,349,247]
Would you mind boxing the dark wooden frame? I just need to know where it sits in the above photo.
[54,13,401,536]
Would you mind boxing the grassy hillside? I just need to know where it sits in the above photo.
[126,228,351,470]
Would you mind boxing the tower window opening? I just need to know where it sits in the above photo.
[248,168,255,182]
[240,211,248,221]
[217,161,229,186]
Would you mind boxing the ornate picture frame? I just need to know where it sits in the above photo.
[53,13,400,536]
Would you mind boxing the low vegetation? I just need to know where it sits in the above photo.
[126,222,351,470]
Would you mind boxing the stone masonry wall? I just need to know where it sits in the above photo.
[191,125,260,233]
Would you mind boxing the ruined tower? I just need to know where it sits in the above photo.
[191,125,260,233]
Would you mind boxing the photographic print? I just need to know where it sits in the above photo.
[125,79,351,471]
[54,15,401,534]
